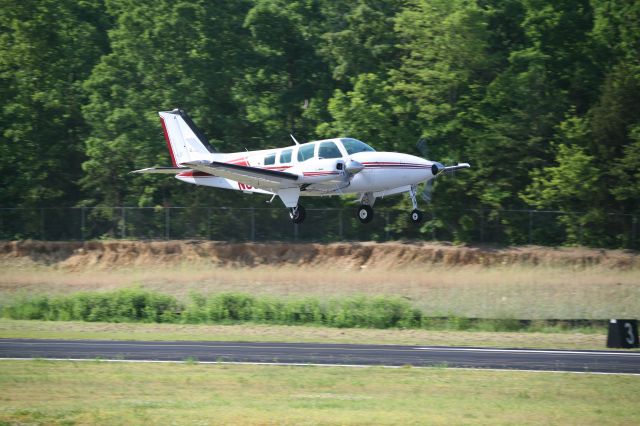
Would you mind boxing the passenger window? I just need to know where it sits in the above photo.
[279,148,292,164]
[297,143,315,162]
[264,153,276,165]
[318,141,342,159]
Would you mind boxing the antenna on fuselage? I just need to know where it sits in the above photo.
[290,134,300,145]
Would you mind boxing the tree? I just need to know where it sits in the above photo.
[81,0,252,207]
[0,0,108,207]
[234,0,331,144]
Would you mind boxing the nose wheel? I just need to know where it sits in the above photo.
[289,204,306,224]
[357,205,374,223]
[410,209,423,224]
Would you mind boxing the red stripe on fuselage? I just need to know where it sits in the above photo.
[362,162,426,168]
[160,117,177,167]
[264,165,291,170]
[302,171,339,176]
[227,157,249,166]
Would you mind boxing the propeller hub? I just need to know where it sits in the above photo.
[431,162,444,176]
[345,160,364,175]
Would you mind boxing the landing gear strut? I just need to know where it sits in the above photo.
[289,204,306,224]
[409,185,423,224]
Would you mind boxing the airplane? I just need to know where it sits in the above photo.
[132,109,470,224]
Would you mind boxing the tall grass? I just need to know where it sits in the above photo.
[0,288,603,332]
[2,288,179,323]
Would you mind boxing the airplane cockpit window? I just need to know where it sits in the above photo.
[264,153,276,165]
[318,141,342,159]
[279,148,292,164]
[340,138,376,154]
[297,143,315,162]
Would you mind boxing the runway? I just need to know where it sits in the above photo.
[1,338,638,374]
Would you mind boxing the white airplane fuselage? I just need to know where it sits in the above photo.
[175,141,436,199]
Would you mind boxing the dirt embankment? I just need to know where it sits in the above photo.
[0,240,637,270]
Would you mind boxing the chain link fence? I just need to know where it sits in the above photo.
[0,206,637,248]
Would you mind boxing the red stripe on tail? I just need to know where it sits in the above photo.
[160,117,177,167]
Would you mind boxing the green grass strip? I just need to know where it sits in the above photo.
[0,288,603,333]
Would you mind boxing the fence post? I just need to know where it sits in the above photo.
[165,207,170,240]
[578,213,583,246]
[121,207,126,239]
[250,207,256,241]
[632,215,638,250]
[338,209,343,239]
[40,208,45,240]
[385,210,390,241]
[81,207,86,241]
[479,208,484,242]
[528,210,533,245]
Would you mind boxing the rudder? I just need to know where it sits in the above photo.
[159,109,216,166]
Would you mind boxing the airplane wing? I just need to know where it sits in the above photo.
[182,160,299,191]
[130,167,191,174]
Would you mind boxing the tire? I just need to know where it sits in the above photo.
[289,204,306,224]
[410,209,423,224]
[357,205,374,224]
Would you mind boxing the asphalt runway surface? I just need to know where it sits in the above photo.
[1,338,639,374]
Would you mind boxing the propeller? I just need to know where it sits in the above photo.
[422,179,434,203]
[416,137,428,158]
[416,138,439,203]
[415,137,470,202]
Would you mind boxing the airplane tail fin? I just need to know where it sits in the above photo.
[159,109,217,166]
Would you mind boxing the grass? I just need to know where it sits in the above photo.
[2,261,639,319]
[0,319,612,350]
[0,360,638,425]
[0,288,610,335]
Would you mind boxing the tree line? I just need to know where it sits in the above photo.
[1,0,638,248]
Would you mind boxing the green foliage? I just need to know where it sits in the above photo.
[523,144,598,211]
[2,289,603,333]
[0,0,108,208]
[180,292,420,328]
[3,288,179,323]
[2,0,640,248]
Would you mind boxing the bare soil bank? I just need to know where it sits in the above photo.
[1,240,637,270]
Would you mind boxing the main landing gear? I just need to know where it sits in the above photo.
[357,205,374,223]
[356,192,375,224]
[289,204,306,224]
[356,186,424,225]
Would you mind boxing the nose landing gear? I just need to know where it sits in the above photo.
[410,209,423,223]
[408,184,423,224]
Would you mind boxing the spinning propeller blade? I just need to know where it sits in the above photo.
[421,179,434,203]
